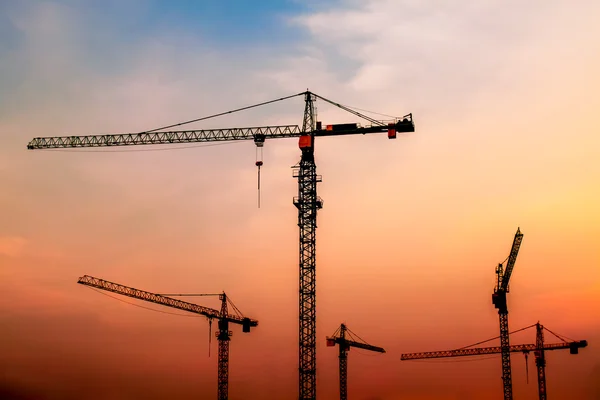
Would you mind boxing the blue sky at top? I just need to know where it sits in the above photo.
[1,0,318,50]
[0,0,340,120]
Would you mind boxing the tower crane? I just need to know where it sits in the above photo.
[77,275,258,400]
[492,227,524,400]
[400,322,587,400]
[326,323,385,400]
[28,90,415,400]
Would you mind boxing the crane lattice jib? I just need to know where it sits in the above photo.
[400,340,588,360]
[499,228,523,292]
[77,275,258,327]
[26,121,414,149]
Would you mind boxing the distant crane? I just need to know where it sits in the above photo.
[492,228,524,400]
[400,322,588,400]
[326,323,385,400]
[28,90,414,400]
[77,275,258,400]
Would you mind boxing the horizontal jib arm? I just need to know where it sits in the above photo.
[27,118,414,149]
[77,275,258,326]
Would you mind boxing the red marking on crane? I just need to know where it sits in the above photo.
[299,135,312,149]
[387,123,396,139]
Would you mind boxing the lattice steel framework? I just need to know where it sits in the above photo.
[338,326,348,400]
[26,120,414,150]
[338,353,348,400]
[400,339,587,360]
[217,293,232,400]
[535,323,547,400]
[293,92,321,400]
[492,228,524,400]
[498,311,512,400]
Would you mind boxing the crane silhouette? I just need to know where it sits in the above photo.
[77,275,257,400]
[401,322,587,400]
[28,90,414,400]
[326,323,385,400]
[492,228,523,400]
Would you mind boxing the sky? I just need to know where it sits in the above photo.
[1,0,599,399]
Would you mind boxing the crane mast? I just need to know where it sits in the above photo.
[76,275,257,400]
[294,92,322,399]
[28,91,414,400]
[326,323,385,400]
[492,228,523,400]
[217,293,231,400]
[535,322,547,400]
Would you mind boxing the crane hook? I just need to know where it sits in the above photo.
[208,318,212,358]
[255,144,264,208]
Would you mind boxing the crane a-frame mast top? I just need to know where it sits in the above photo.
[29,90,414,400]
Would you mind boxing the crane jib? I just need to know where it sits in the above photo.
[26,119,414,149]
[77,275,258,327]
[400,340,588,360]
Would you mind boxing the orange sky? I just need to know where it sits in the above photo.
[1,1,599,399]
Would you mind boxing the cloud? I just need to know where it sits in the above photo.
[0,236,27,257]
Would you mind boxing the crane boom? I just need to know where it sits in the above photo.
[400,340,588,360]
[499,228,523,292]
[77,275,258,327]
[491,227,524,400]
[26,121,414,149]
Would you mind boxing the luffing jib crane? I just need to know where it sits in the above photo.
[28,90,415,400]
[77,275,258,400]
[400,322,587,400]
[326,323,385,400]
[492,227,523,400]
